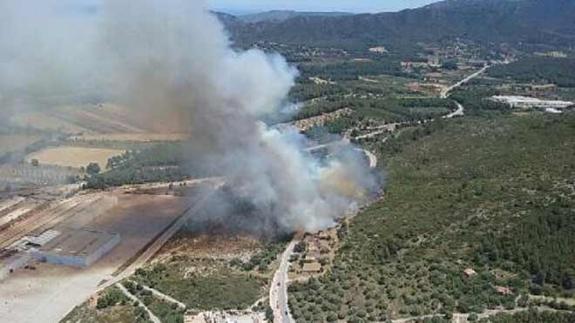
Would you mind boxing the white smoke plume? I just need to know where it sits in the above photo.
[0,0,99,115]
[0,0,379,233]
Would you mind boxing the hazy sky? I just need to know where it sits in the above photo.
[209,0,443,14]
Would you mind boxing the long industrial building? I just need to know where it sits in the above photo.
[491,95,574,110]
[33,228,120,268]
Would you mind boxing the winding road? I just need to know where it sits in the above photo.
[353,64,494,140]
[443,101,465,119]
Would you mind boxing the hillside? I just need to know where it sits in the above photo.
[224,0,575,50]
[289,113,575,321]
[238,10,352,23]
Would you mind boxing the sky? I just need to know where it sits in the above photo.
[209,0,443,14]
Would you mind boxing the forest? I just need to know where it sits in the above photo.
[488,57,575,87]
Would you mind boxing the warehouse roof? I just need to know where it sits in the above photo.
[26,230,61,247]
[39,228,118,257]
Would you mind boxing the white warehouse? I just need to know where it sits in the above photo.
[34,228,120,268]
[491,95,574,110]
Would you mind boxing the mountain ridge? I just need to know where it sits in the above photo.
[238,10,353,24]
[220,0,575,50]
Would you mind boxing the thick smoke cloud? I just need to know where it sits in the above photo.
[0,0,379,233]
[0,0,100,116]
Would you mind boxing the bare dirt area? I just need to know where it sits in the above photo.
[0,135,40,155]
[10,111,89,134]
[0,189,204,323]
[291,108,352,132]
[26,146,125,168]
[11,103,192,136]
[11,104,150,135]
[70,133,190,143]
[156,233,262,263]
[186,311,266,323]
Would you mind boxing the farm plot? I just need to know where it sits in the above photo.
[70,133,190,143]
[0,135,40,156]
[26,147,124,169]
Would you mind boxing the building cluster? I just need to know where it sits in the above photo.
[368,46,388,54]
[491,95,574,112]
[291,229,337,276]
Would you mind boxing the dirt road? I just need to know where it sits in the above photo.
[140,283,187,309]
[117,283,161,323]
[362,149,378,169]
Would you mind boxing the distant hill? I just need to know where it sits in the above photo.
[221,0,575,50]
[238,10,352,23]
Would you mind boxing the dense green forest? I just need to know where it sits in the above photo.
[450,87,510,117]
[488,57,575,87]
[85,144,190,189]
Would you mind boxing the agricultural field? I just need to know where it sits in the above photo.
[70,133,189,143]
[11,104,149,135]
[26,146,125,169]
[0,134,41,156]
[289,112,575,322]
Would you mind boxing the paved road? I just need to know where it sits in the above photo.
[269,240,296,323]
[440,65,490,99]
[355,65,494,141]
[443,101,465,119]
